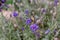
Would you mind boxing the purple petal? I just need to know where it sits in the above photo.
[45,29,50,34]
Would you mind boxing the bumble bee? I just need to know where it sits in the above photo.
[31,16,35,24]
[39,22,44,28]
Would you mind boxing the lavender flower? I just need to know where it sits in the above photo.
[21,27,25,31]
[41,8,46,14]
[17,0,21,2]
[1,0,6,3]
[45,29,50,34]
[13,11,18,17]
[54,29,57,34]
[54,0,59,6]
[30,24,39,32]
[42,9,46,12]
[24,9,29,15]
[35,32,40,38]
[26,18,31,25]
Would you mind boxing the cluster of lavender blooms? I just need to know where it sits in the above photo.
[0,0,5,11]
[0,0,60,40]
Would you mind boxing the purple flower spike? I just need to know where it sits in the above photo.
[24,9,29,15]
[54,29,57,34]
[41,8,46,14]
[42,9,46,12]
[26,18,31,25]
[17,0,21,2]
[13,11,18,17]
[45,29,50,34]
[30,24,39,32]
[1,0,6,3]
[21,27,25,31]
[35,32,40,38]
[54,0,59,6]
